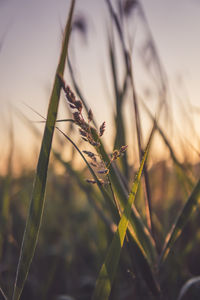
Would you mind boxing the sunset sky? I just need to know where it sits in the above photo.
[0,0,200,171]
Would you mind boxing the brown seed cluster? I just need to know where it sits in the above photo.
[58,74,128,186]
[111,145,128,161]
[58,74,103,147]
[99,121,106,137]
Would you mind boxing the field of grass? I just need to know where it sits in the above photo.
[1,1,200,299]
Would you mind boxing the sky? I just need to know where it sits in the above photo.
[0,0,200,172]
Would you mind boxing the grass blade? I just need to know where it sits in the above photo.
[0,114,13,259]
[159,179,200,265]
[92,133,152,300]
[0,286,7,300]
[12,2,75,299]
[177,276,200,300]
[108,35,129,177]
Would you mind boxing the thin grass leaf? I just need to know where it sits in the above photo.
[177,276,200,300]
[108,35,128,177]
[105,0,128,69]
[92,135,152,300]
[0,286,7,300]
[159,179,200,266]
[32,118,74,124]
[0,114,13,259]
[12,2,75,299]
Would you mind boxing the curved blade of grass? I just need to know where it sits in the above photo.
[12,2,75,299]
[159,179,200,266]
[92,136,152,300]
[177,276,200,300]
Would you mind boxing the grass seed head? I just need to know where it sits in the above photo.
[88,109,93,122]
[97,169,109,175]
[79,129,87,137]
[90,162,98,167]
[120,145,128,153]
[69,104,76,109]
[83,150,96,158]
[81,137,88,142]
[99,121,106,137]
[86,179,96,184]
[88,138,100,147]
[112,149,120,160]
[86,178,104,185]
[73,112,82,125]
[75,100,83,112]
[65,86,76,104]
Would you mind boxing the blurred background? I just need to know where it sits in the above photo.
[0,0,200,173]
[1,1,200,299]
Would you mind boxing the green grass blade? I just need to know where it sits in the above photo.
[92,136,151,300]
[12,2,75,299]
[159,179,200,266]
